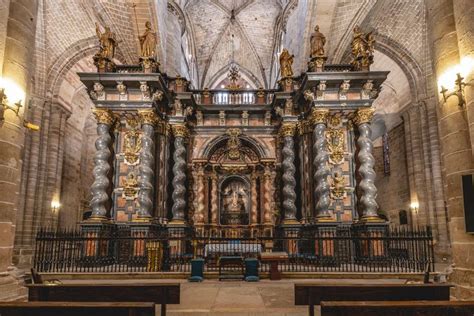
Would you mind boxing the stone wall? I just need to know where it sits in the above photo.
[374,124,410,224]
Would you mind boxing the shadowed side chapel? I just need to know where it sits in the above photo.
[0,0,473,315]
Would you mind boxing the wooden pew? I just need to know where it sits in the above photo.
[320,300,474,316]
[28,283,180,316]
[0,301,155,316]
[294,283,453,316]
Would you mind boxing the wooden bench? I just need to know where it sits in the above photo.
[0,301,155,316]
[28,283,180,316]
[294,283,453,316]
[320,300,474,316]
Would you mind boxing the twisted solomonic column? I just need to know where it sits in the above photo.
[251,174,258,224]
[90,109,115,220]
[136,109,158,221]
[354,108,381,221]
[193,162,206,224]
[210,174,218,224]
[311,108,332,220]
[171,124,188,223]
[263,165,273,224]
[280,122,298,222]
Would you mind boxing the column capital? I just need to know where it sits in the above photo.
[310,108,330,125]
[353,108,375,126]
[92,108,115,126]
[279,122,297,137]
[171,123,189,138]
[138,109,159,126]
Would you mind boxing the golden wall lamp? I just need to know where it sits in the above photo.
[0,88,39,131]
[439,73,471,108]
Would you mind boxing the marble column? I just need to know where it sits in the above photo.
[170,124,188,223]
[311,108,332,220]
[426,0,474,298]
[263,164,273,224]
[193,162,205,225]
[89,109,115,221]
[280,122,298,223]
[354,108,380,220]
[210,174,218,224]
[136,109,157,221]
[250,174,258,224]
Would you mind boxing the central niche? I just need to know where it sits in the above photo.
[219,176,250,225]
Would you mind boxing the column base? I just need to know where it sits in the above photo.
[308,55,327,72]
[352,221,389,265]
[139,57,160,73]
[308,221,340,266]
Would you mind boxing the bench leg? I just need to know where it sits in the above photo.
[309,304,314,316]
[161,304,166,316]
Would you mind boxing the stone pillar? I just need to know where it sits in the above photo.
[89,109,115,221]
[311,108,332,221]
[453,0,474,155]
[426,0,474,299]
[136,109,157,221]
[250,174,258,224]
[354,108,381,221]
[280,122,298,223]
[170,124,188,224]
[0,0,38,300]
[210,174,218,225]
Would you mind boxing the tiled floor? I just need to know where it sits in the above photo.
[62,277,408,315]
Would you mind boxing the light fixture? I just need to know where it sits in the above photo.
[438,57,473,108]
[51,200,61,213]
[410,201,419,214]
[439,73,471,108]
[0,79,40,131]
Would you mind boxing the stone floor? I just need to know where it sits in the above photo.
[62,278,408,316]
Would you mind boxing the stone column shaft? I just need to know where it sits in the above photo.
[354,108,379,220]
[280,123,297,222]
[90,109,114,220]
[136,110,157,220]
[311,109,331,220]
[251,175,258,224]
[211,175,218,224]
[193,163,205,224]
[263,166,272,224]
[170,124,188,223]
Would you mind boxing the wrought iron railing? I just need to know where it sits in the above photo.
[33,225,434,274]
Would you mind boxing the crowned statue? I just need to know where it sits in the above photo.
[279,48,294,78]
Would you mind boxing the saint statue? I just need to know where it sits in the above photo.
[95,22,117,60]
[310,25,326,57]
[139,21,157,58]
[279,48,294,78]
[351,25,366,59]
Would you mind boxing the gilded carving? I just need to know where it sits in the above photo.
[95,22,117,60]
[279,122,297,137]
[139,21,157,58]
[330,171,346,200]
[140,81,151,100]
[353,108,375,126]
[123,117,142,165]
[122,172,139,200]
[93,108,115,126]
[326,128,345,165]
[310,25,326,57]
[171,124,189,138]
[226,128,242,160]
[310,108,329,126]
[138,109,158,126]
[350,25,375,70]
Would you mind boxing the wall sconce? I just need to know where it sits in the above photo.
[0,84,40,131]
[439,73,470,108]
[410,202,419,214]
[51,200,61,213]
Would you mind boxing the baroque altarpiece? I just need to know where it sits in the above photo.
[80,22,388,238]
